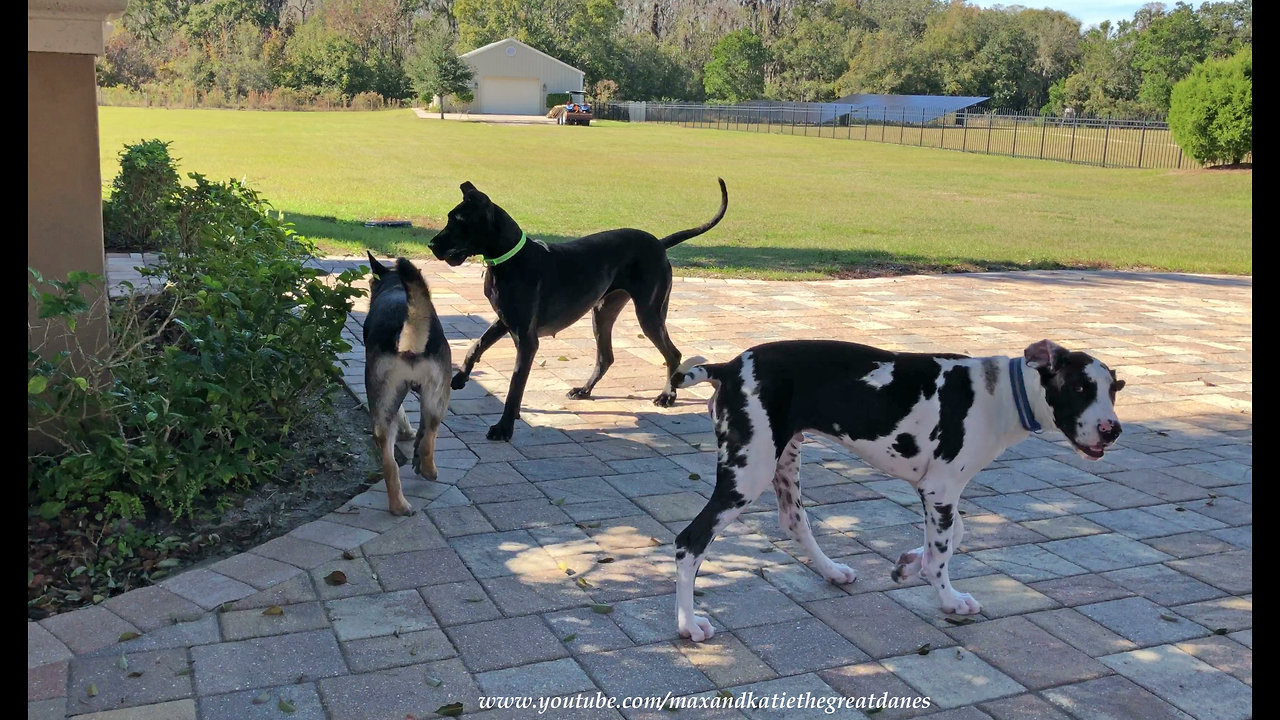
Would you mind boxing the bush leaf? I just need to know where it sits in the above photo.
[324,570,348,586]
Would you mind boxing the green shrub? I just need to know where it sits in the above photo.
[1169,47,1252,166]
[29,175,364,524]
[546,92,570,109]
[102,139,181,251]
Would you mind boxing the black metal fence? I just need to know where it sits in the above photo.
[598,102,1199,170]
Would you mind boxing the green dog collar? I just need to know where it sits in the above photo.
[481,233,527,266]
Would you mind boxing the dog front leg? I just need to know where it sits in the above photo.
[452,319,508,390]
[917,483,979,615]
[487,333,538,442]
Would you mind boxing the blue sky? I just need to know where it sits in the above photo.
[969,0,1153,26]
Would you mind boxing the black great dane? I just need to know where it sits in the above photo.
[669,339,1125,641]
[428,179,728,442]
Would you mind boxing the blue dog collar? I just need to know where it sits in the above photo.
[1010,357,1043,433]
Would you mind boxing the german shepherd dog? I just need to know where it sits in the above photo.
[363,254,451,515]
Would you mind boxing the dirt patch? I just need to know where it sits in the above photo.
[28,385,379,620]
[1206,162,1252,171]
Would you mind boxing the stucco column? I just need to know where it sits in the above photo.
[28,0,127,359]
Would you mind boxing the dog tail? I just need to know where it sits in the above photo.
[672,356,723,389]
[396,257,432,313]
[658,178,728,249]
[395,257,439,354]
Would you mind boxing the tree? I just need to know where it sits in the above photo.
[408,35,475,117]
[1168,46,1251,165]
[703,29,767,102]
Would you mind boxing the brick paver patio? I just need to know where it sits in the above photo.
[34,258,1251,719]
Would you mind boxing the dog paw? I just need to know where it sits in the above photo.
[652,391,677,408]
[411,456,438,481]
[677,614,716,642]
[486,422,514,442]
[821,562,858,585]
[940,591,982,616]
[388,495,414,516]
[450,372,469,391]
[890,547,924,583]
[566,387,592,399]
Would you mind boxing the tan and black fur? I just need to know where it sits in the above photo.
[364,253,451,515]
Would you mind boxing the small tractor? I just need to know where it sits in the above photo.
[559,90,592,126]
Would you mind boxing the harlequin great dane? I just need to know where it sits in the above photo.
[671,339,1124,641]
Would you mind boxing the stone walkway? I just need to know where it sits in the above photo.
[32,259,1252,720]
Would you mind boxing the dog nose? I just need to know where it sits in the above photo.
[1098,419,1122,443]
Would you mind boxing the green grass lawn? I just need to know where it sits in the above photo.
[99,107,1252,278]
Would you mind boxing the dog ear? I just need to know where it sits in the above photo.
[367,251,389,277]
[1114,378,1126,391]
[1024,339,1068,372]
[460,181,490,206]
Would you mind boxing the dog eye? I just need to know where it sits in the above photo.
[1074,384,1086,393]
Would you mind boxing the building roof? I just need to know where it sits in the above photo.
[460,38,585,77]
[832,93,988,121]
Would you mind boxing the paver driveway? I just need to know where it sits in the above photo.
[32,260,1251,720]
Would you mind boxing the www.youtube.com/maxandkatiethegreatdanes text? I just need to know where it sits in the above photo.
[476,690,933,715]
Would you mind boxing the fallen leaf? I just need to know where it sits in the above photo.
[590,603,614,615]
[117,654,128,670]
[587,521,601,528]
[688,473,701,481]
[759,547,775,554]
[596,556,615,564]
[693,589,706,597]
[427,676,443,688]
[279,698,296,713]
[88,683,99,697]
[252,691,271,705]
[174,668,193,677]
[436,702,464,717]
[1156,430,1170,436]
[324,570,348,586]
[464,597,485,603]
[562,633,578,642]
[557,356,569,362]
[649,537,662,546]
[127,671,144,679]
[1159,613,1179,622]
[944,617,975,626]
[1175,506,1186,512]
[410,646,418,656]
[342,550,357,560]
[218,602,235,613]
[262,605,285,616]
[1214,628,1229,635]
[916,643,931,656]
[552,498,566,506]
[118,631,141,642]
[576,576,594,589]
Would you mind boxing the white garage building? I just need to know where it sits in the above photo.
[460,38,585,115]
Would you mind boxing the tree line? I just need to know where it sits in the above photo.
[98,0,1251,117]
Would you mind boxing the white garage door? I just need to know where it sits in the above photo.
[477,77,542,115]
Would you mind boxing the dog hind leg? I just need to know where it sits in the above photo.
[396,408,414,436]
[773,435,856,584]
[367,360,414,515]
[568,290,629,399]
[675,416,774,642]
[413,381,447,480]
[634,288,682,407]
